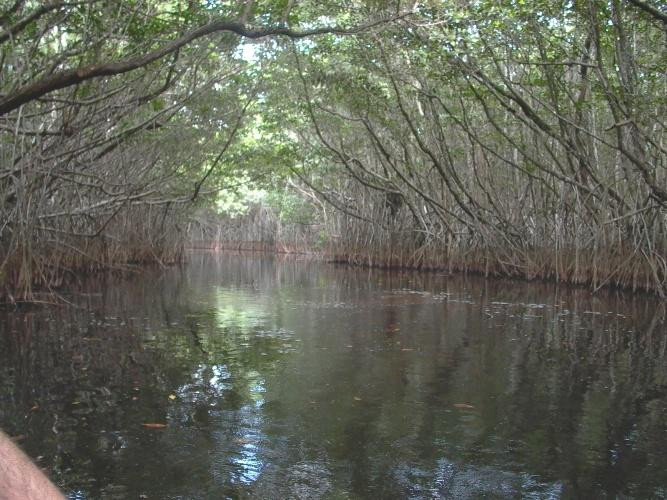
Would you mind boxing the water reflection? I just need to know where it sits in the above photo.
[0,253,665,498]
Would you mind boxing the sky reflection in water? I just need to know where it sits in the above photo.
[0,253,665,498]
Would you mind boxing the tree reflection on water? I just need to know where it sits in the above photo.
[0,253,665,498]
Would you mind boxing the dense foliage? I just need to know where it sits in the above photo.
[279,0,667,294]
[0,0,665,299]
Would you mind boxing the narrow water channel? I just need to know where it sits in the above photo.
[0,253,665,498]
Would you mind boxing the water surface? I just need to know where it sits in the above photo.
[0,253,665,498]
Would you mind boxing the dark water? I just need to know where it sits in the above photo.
[1,253,666,499]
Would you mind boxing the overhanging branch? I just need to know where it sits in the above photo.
[626,0,667,25]
[0,12,411,116]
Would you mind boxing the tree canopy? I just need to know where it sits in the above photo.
[1,0,665,299]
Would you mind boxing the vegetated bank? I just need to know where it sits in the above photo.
[191,0,667,297]
[316,6,666,295]
[189,195,666,297]
[1,1,665,301]
[0,0,375,302]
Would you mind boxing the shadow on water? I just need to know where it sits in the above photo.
[0,252,665,498]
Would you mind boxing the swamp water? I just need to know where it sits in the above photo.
[0,253,665,499]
